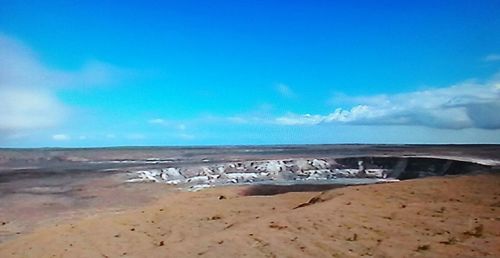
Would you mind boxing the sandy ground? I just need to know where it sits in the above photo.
[0,174,175,243]
[0,173,499,258]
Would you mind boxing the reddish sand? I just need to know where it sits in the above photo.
[0,174,174,243]
[0,174,499,257]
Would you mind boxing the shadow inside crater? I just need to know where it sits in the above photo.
[240,184,347,196]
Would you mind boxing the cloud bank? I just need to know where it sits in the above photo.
[0,33,120,137]
[277,78,500,129]
[0,88,66,131]
[52,134,70,141]
[484,54,500,62]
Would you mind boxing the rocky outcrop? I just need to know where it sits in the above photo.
[333,156,491,179]
[126,156,492,189]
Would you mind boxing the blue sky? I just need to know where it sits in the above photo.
[1,0,500,147]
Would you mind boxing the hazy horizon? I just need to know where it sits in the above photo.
[1,1,500,147]
[2,143,500,151]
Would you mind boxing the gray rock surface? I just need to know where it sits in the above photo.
[125,156,493,190]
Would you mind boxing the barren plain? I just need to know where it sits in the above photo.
[0,145,499,257]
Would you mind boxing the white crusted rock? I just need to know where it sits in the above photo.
[294,159,312,171]
[161,168,184,180]
[136,170,160,182]
[165,179,182,185]
[224,172,259,183]
[305,169,331,180]
[186,176,210,184]
[311,159,329,169]
[256,160,286,174]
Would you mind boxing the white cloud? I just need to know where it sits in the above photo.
[277,77,500,129]
[484,54,500,62]
[52,134,70,141]
[276,113,323,125]
[148,118,188,129]
[177,123,187,131]
[148,118,168,125]
[76,60,124,86]
[0,88,66,131]
[0,33,122,137]
[276,83,296,98]
[227,116,250,124]
[0,34,120,90]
